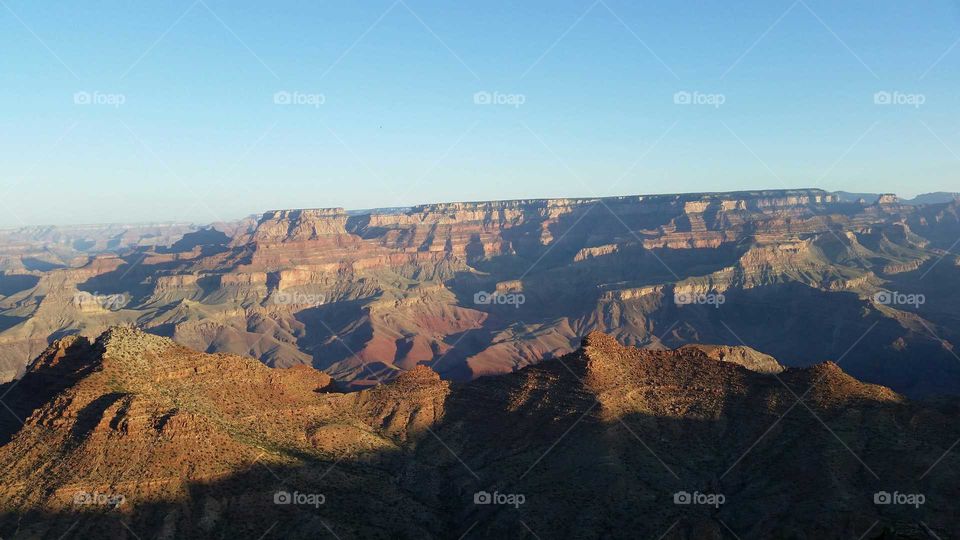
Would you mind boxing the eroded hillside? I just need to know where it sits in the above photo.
[0,328,956,538]
[1,189,958,397]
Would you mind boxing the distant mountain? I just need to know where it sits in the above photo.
[2,188,960,398]
[833,191,960,205]
[346,206,412,216]
[0,328,956,538]
[908,192,960,205]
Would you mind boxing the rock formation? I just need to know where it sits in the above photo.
[1,189,959,398]
[0,328,956,538]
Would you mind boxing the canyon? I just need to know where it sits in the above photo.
[0,189,959,397]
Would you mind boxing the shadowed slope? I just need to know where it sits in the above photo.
[0,328,957,539]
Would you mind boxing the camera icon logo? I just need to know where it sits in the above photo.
[673,91,692,105]
[473,91,492,105]
[673,491,692,505]
[273,91,292,105]
[874,91,892,105]
[874,491,891,505]
[274,490,292,505]
[474,491,492,505]
[473,291,493,305]
[73,91,91,105]
[873,291,893,305]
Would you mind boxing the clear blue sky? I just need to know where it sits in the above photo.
[1,0,958,226]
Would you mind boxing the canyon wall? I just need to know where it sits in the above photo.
[1,189,958,397]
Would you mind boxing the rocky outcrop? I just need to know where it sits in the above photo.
[878,193,900,205]
[251,208,350,242]
[152,274,200,290]
[677,343,785,374]
[574,244,619,261]
[2,330,955,539]
[881,258,926,275]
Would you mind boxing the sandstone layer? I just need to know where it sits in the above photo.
[1,189,959,397]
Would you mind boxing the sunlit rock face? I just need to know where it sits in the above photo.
[2,189,959,399]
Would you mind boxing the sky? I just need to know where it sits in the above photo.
[1,0,959,226]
